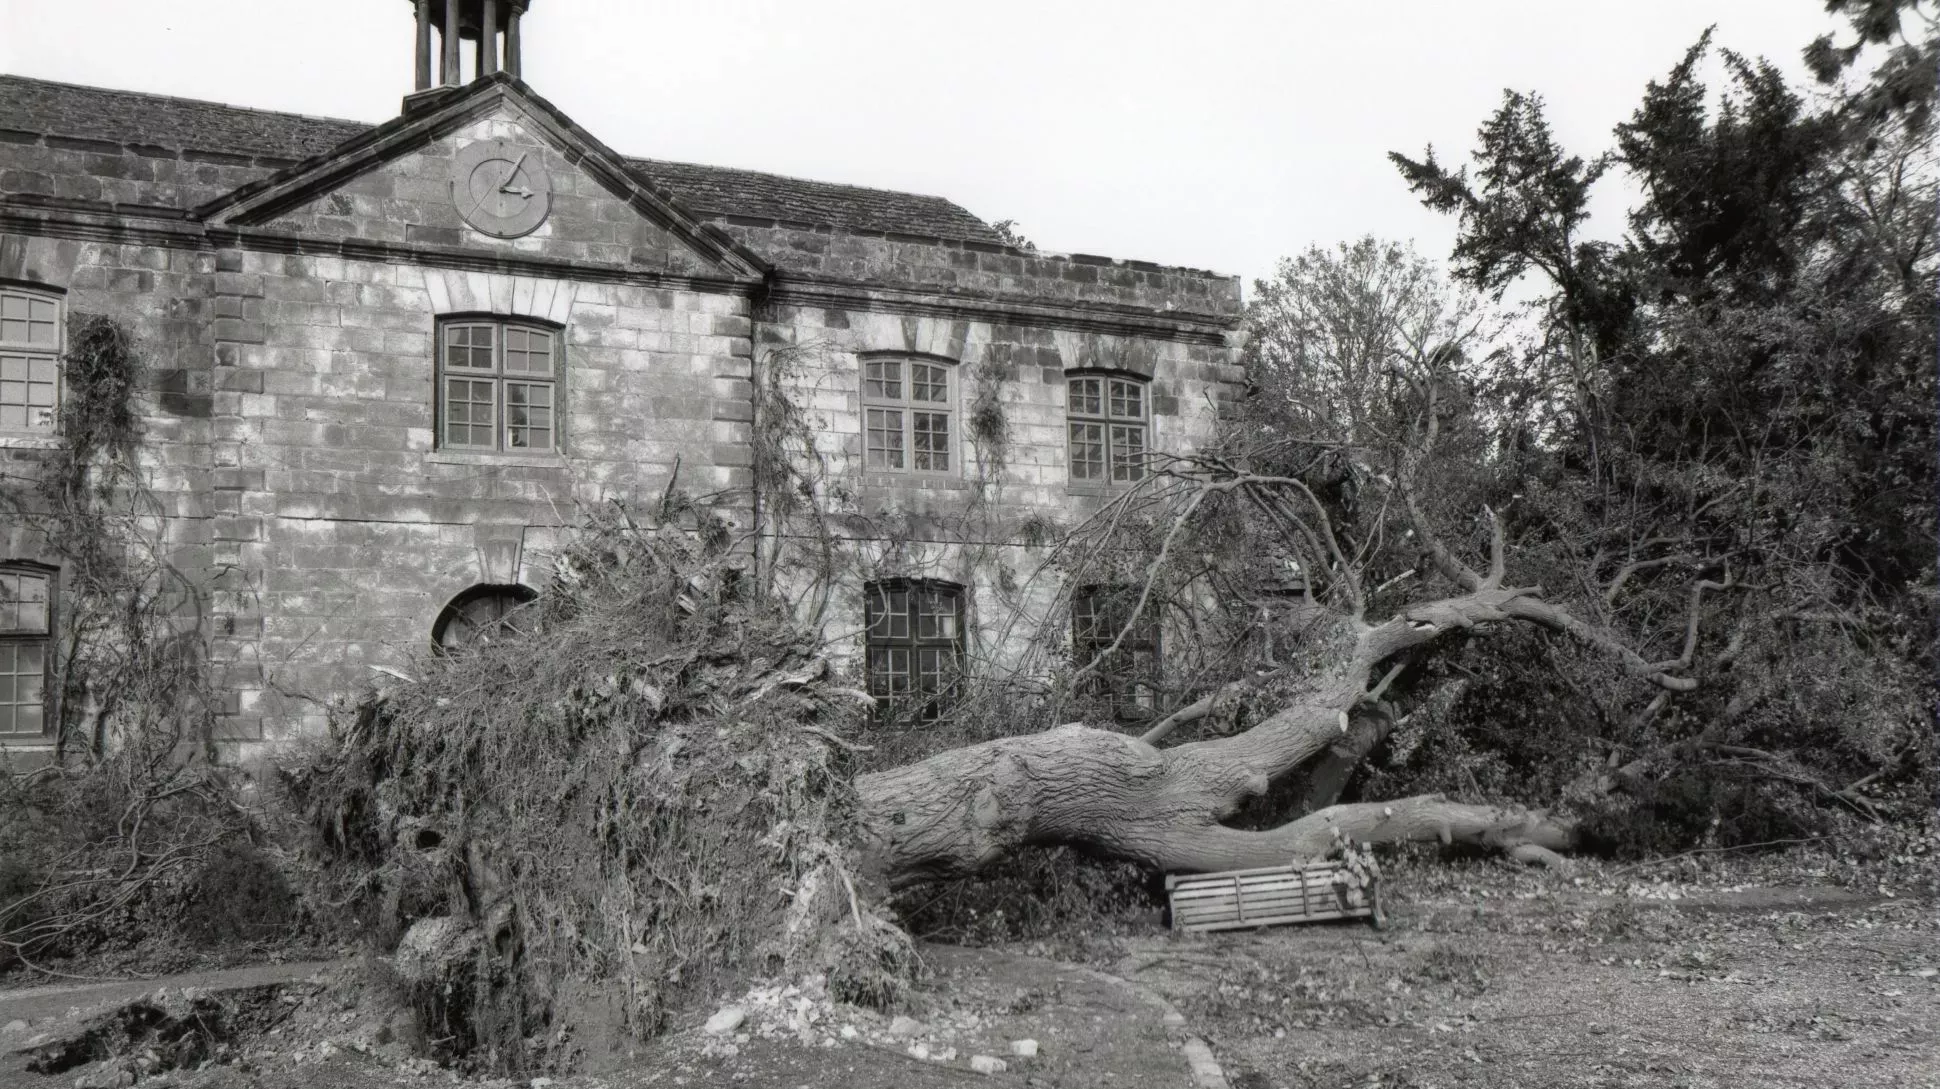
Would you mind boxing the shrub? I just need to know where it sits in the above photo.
[1576,769,1827,859]
[284,503,910,1074]
[179,842,299,948]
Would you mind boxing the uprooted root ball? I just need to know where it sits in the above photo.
[283,503,912,1074]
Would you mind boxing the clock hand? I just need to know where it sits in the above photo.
[498,152,528,195]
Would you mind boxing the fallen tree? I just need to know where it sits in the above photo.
[853,452,1666,884]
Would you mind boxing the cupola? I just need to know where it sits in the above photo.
[410,0,531,89]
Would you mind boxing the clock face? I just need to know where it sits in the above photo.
[452,138,552,239]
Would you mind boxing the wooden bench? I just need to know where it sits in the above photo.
[1165,862,1384,933]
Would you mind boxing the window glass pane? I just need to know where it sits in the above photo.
[504,327,553,375]
[912,411,950,471]
[1068,421,1104,480]
[1109,379,1145,420]
[915,648,954,697]
[0,291,53,346]
[0,571,49,634]
[867,586,911,640]
[865,408,905,470]
[15,650,41,698]
[869,647,911,697]
[28,297,58,346]
[445,378,496,448]
[0,353,58,432]
[863,359,903,401]
[505,382,554,450]
[915,589,958,640]
[1068,377,1103,416]
[1072,592,1102,641]
[2,636,48,735]
[911,363,949,404]
[446,325,495,371]
[1111,424,1146,481]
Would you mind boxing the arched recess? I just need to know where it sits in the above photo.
[431,583,539,654]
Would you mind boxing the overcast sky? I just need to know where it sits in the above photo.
[2,1,1843,291]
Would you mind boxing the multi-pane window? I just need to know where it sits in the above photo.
[438,319,559,453]
[0,287,62,434]
[1067,375,1148,484]
[865,580,964,720]
[1071,584,1160,719]
[0,566,53,738]
[861,357,953,473]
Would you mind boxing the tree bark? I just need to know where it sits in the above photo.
[855,589,1584,886]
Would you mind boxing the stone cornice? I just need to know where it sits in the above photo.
[0,202,765,295]
[762,276,1239,345]
[0,201,208,248]
[209,227,765,294]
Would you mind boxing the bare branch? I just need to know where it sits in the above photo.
[1137,693,1217,746]
[1603,554,1691,606]
[1485,505,1507,586]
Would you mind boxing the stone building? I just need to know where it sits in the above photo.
[0,0,1241,758]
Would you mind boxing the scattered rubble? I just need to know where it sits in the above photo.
[692,971,1047,1076]
[702,1007,746,1036]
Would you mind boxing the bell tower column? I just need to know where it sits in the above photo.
[414,1,532,87]
[413,0,433,90]
[506,4,524,77]
[440,0,461,85]
[479,0,499,75]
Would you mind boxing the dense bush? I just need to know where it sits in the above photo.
[0,762,282,973]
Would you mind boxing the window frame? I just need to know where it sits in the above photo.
[0,562,57,740]
[1066,371,1150,485]
[0,284,65,437]
[859,353,957,477]
[431,583,539,655]
[1070,583,1162,720]
[434,316,565,455]
[863,578,966,721]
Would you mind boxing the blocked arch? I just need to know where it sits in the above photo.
[431,583,539,654]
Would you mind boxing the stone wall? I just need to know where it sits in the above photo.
[0,83,1243,752]
[753,301,1241,685]
[205,252,754,739]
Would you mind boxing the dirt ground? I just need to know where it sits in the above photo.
[5,850,1936,1089]
[1118,855,1940,1089]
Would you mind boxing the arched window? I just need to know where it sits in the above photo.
[1,285,63,435]
[432,584,538,653]
[1067,373,1148,484]
[861,355,956,475]
[864,578,964,721]
[0,563,55,738]
[436,317,562,453]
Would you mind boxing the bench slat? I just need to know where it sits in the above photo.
[1166,861,1381,933]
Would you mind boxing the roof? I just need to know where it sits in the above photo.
[627,157,1001,243]
[0,74,369,162]
[0,73,1002,242]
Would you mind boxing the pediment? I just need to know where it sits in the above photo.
[197,76,766,282]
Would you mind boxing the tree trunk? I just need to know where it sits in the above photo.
[855,589,1583,886]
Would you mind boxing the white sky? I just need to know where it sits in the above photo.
[1,1,1842,291]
